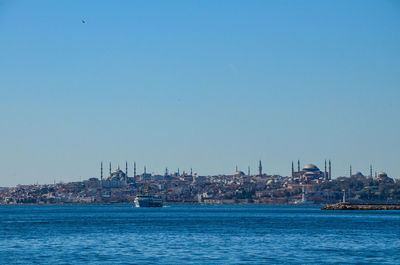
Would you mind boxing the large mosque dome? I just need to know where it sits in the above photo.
[378,172,388,178]
[353,171,364,177]
[234,171,245,176]
[304,171,317,177]
[376,172,394,183]
[303,164,320,172]
[109,167,127,181]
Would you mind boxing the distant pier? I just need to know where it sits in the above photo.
[322,202,400,210]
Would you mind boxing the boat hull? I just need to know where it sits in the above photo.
[134,196,163,207]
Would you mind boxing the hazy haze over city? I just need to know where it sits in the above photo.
[1,0,399,186]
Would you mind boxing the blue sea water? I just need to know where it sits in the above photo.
[0,205,399,264]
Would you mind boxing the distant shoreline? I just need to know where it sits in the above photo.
[0,202,316,206]
[4,201,400,208]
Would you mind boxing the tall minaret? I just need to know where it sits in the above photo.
[109,162,112,176]
[134,162,136,178]
[350,165,352,177]
[248,166,250,177]
[324,160,327,180]
[142,165,146,181]
[101,161,103,181]
[370,164,373,178]
[235,165,238,172]
[298,160,300,172]
[165,167,168,177]
[190,168,193,176]
[258,160,262,177]
[328,160,332,180]
[125,161,128,184]
[291,161,294,178]
[178,168,180,176]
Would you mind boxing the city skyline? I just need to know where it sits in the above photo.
[1,1,400,186]
[97,159,383,178]
[5,159,393,187]
[2,157,396,206]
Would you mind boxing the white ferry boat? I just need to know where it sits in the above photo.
[134,195,163,207]
[134,184,163,207]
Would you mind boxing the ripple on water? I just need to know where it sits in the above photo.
[0,205,399,264]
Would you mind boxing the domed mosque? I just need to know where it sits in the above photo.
[291,160,331,183]
[376,172,394,183]
[234,170,246,177]
[101,162,128,188]
[302,164,321,177]
[352,171,364,178]
[303,163,319,172]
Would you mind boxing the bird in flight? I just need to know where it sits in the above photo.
[82,20,86,24]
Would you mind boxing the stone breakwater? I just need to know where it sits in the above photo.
[322,202,400,210]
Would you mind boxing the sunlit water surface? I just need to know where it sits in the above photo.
[0,205,399,264]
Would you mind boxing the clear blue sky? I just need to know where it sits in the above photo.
[1,0,399,186]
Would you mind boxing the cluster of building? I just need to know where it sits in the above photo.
[0,160,396,205]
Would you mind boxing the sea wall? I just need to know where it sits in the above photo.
[322,202,400,210]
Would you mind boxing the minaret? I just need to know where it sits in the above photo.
[165,167,168,177]
[178,168,180,176]
[324,160,327,180]
[101,161,103,181]
[190,168,193,176]
[134,162,136,178]
[258,160,262,177]
[235,165,238,172]
[298,160,300,172]
[144,166,146,175]
[370,164,373,178]
[125,161,128,184]
[109,162,112,176]
[350,165,352,177]
[328,160,332,180]
[248,166,250,177]
[291,161,294,178]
